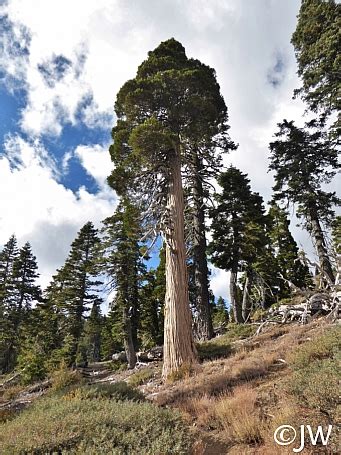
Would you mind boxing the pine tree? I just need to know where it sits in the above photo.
[108,39,234,378]
[291,0,340,135]
[269,119,339,285]
[209,167,268,323]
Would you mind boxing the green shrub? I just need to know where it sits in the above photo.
[288,358,340,415]
[288,326,341,369]
[287,327,341,417]
[17,344,47,385]
[0,391,192,454]
[128,368,154,387]
[65,382,144,402]
[50,363,83,392]
[197,341,232,361]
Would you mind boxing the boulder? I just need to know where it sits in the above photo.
[112,351,127,362]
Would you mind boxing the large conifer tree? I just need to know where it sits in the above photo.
[108,39,234,377]
[292,0,340,135]
[101,200,142,369]
[269,120,339,285]
[47,222,102,366]
[209,167,268,322]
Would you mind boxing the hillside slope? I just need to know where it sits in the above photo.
[1,319,340,454]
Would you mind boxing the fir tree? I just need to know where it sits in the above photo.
[209,167,268,322]
[101,200,142,369]
[292,0,340,135]
[0,235,19,372]
[267,202,311,296]
[269,119,339,285]
[47,222,102,366]
[212,296,229,329]
[0,238,41,372]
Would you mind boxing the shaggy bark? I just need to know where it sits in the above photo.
[162,146,197,378]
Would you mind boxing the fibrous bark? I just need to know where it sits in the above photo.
[162,147,197,378]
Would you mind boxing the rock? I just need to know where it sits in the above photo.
[309,293,331,313]
[112,351,127,362]
[137,346,163,362]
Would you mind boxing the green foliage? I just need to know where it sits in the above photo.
[197,340,232,361]
[44,222,103,367]
[212,296,229,328]
[17,341,47,385]
[289,358,340,415]
[221,323,256,342]
[128,368,155,387]
[0,237,42,374]
[209,167,268,273]
[0,387,192,454]
[197,323,256,360]
[139,268,163,348]
[50,363,83,392]
[269,120,339,228]
[291,0,340,134]
[287,327,340,416]
[66,381,145,402]
[288,326,340,369]
[267,202,312,296]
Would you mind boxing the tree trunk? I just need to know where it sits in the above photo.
[242,270,253,321]
[162,146,197,379]
[309,212,335,284]
[230,266,243,323]
[192,155,213,341]
[123,307,137,369]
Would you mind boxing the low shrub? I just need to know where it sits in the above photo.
[167,363,194,383]
[65,381,145,402]
[288,326,341,369]
[197,341,232,361]
[128,368,154,387]
[0,391,192,454]
[50,363,83,392]
[288,358,340,415]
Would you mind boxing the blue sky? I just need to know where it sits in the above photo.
[1,0,337,301]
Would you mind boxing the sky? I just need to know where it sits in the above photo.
[0,0,337,302]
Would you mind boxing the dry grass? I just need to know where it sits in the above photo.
[214,385,265,445]
[159,321,340,454]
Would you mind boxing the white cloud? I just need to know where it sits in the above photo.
[0,135,117,288]
[1,0,338,300]
[75,143,113,189]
